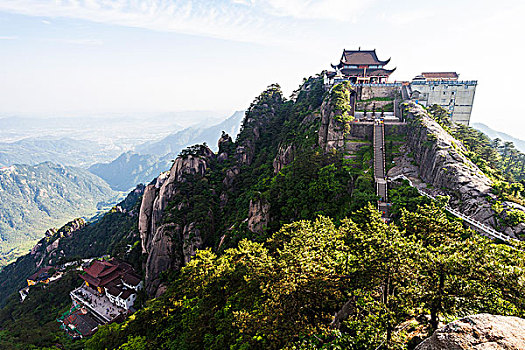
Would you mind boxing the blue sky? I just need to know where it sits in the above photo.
[0,0,524,135]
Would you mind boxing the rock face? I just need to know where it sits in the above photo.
[415,314,525,350]
[138,88,286,296]
[30,218,87,268]
[139,146,215,295]
[318,94,347,152]
[247,198,270,234]
[402,102,499,228]
[273,143,295,174]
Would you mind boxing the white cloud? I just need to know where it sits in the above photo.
[384,9,432,26]
[0,35,18,39]
[261,0,375,21]
[0,0,277,43]
[43,37,103,45]
[0,0,374,44]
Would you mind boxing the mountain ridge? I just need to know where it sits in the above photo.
[88,111,244,191]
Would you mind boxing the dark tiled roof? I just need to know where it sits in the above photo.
[28,266,52,281]
[63,310,100,337]
[122,273,141,287]
[421,72,458,79]
[341,49,390,65]
[107,285,122,297]
[84,260,114,278]
[99,273,121,287]
[120,290,134,300]
[81,260,121,288]
[79,273,99,286]
[98,265,118,278]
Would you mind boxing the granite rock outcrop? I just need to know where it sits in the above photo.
[415,314,525,350]
[399,102,524,236]
[139,146,215,295]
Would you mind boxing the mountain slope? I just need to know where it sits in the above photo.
[88,152,172,191]
[472,122,525,153]
[86,78,525,350]
[0,185,144,308]
[0,162,118,266]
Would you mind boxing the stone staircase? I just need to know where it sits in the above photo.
[373,120,389,218]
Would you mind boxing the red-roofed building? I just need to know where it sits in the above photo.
[80,260,122,294]
[413,72,459,81]
[60,308,100,338]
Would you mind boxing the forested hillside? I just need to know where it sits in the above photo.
[86,204,525,350]
[0,162,119,266]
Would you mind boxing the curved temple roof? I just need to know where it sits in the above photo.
[333,49,391,68]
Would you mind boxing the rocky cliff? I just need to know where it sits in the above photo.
[415,314,525,350]
[137,82,337,296]
[318,83,354,152]
[139,146,215,296]
[30,218,87,268]
[391,102,524,237]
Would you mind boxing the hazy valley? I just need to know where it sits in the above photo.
[0,111,244,266]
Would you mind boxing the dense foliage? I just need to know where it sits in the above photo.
[86,204,525,350]
[330,81,355,123]
[0,271,83,350]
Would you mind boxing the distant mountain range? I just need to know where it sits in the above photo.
[0,137,122,168]
[472,122,525,153]
[0,111,243,264]
[0,162,119,266]
[135,110,244,155]
[89,111,245,190]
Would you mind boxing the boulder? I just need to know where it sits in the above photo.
[415,314,525,350]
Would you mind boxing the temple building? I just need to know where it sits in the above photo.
[325,48,396,85]
[409,72,477,125]
[27,266,52,286]
[68,258,142,331]
[79,259,123,294]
